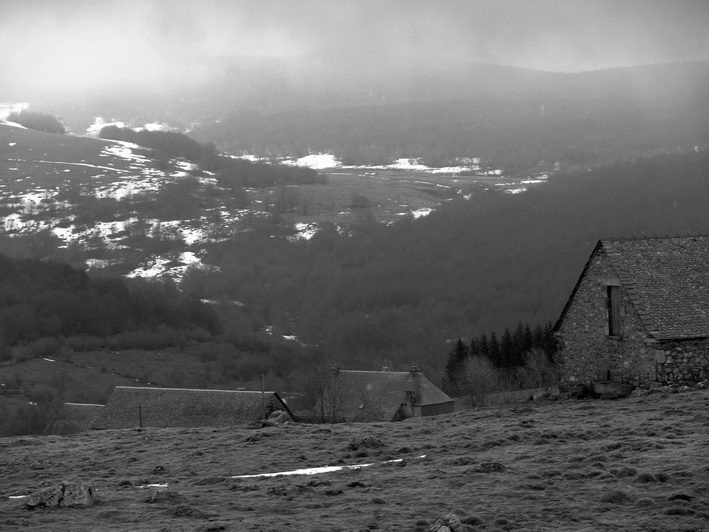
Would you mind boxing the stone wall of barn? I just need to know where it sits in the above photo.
[556,249,656,386]
[653,342,709,384]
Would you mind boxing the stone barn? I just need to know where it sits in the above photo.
[94,386,293,429]
[554,235,709,388]
[317,367,453,422]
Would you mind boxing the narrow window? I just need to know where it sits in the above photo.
[607,285,621,336]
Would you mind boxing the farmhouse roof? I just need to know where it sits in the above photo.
[95,386,293,429]
[556,235,709,340]
[332,369,451,422]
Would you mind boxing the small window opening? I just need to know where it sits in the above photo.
[607,285,621,336]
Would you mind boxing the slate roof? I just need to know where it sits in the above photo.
[327,370,452,422]
[95,386,293,429]
[557,235,709,340]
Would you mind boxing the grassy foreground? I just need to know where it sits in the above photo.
[1,389,707,531]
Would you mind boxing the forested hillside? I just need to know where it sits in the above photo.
[191,61,709,172]
[180,149,709,371]
[0,255,219,353]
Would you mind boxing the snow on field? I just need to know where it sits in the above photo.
[141,122,171,132]
[87,117,126,136]
[126,252,217,281]
[16,192,51,214]
[52,225,76,242]
[171,160,200,178]
[387,158,431,171]
[282,153,342,170]
[238,152,486,174]
[32,159,131,174]
[0,102,29,121]
[290,222,319,241]
[233,455,426,479]
[101,143,150,164]
[94,177,161,200]
[88,117,173,136]
[411,207,433,219]
[126,257,172,278]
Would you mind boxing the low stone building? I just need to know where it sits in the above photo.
[94,386,293,429]
[554,235,709,387]
[317,367,453,422]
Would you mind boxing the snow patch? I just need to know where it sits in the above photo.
[233,455,427,479]
[411,207,433,219]
[0,102,29,121]
[140,122,172,132]
[291,222,319,241]
[282,153,342,170]
[87,117,126,136]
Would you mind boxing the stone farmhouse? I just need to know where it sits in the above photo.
[94,386,293,429]
[554,235,709,387]
[317,367,453,422]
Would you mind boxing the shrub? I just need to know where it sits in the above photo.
[460,355,502,404]
[600,490,633,504]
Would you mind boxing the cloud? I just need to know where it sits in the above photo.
[0,0,707,97]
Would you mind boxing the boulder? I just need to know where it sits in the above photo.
[25,481,96,509]
[267,410,290,424]
[61,482,96,507]
[428,512,463,532]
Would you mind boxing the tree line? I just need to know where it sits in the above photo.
[443,322,558,396]
[7,110,65,134]
[98,125,325,187]
[0,254,220,352]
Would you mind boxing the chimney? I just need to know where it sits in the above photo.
[330,365,340,377]
[409,365,419,377]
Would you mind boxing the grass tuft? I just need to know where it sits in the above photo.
[600,490,633,504]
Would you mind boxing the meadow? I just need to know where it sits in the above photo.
[1,387,707,531]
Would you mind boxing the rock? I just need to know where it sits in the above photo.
[143,489,184,504]
[266,410,290,424]
[61,482,97,507]
[532,388,548,401]
[428,512,463,532]
[25,486,64,509]
[25,481,96,510]
[359,435,384,448]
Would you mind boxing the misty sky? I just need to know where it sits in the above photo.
[1,0,708,96]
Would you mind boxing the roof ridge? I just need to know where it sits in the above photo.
[115,386,277,393]
[601,233,709,243]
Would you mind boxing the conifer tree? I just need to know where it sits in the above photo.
[501,328,514,367]
[488,332,501,366]
[444,338,469,394]
[479,334,489,356]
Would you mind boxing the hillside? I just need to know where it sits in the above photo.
[1,388,707,531]
[3,117,709,378]
[178,149,709,369]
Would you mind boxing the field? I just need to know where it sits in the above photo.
[1,388,707,531]
[265,170,502,228]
